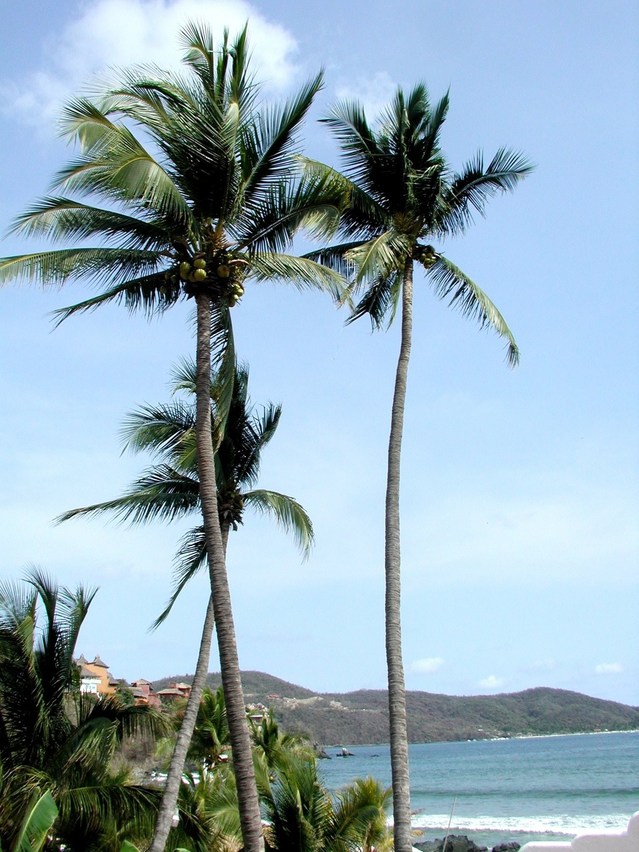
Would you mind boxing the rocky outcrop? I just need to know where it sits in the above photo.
[414,837,520,852]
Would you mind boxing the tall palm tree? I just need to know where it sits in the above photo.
[0,25,340,851]
[57,360,314,850]
[305,85,532,850]
[0,569,167,851]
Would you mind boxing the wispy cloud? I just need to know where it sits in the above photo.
[1,0,298,128]
[595,662,623,675]
[410,657,444,674]
[335,71,397,123]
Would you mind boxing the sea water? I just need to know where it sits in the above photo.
[318,731,639,848]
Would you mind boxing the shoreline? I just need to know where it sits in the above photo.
[325,728,639,748]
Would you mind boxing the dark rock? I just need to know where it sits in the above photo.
[492,845,521,851]
[413,837,488,852]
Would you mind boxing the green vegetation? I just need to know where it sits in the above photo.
[0,571,165,851]
[189,671,639,744]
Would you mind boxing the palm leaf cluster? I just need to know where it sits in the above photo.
[261,757,391,852]
[58,359,313,626]
[0,570,167,851]
[307,84,531,363]
[0,24,342,328]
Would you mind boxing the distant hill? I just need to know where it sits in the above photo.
[152,671,639,745]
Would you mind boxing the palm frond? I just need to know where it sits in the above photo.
[242,490,313,557]
[151,526,207,629]
[13,789,58,852]
[439,147,533,234]
[347,270,402,329]
[249,253,345,300]
[345,230,413,285]
[427,255,519,366]
[55,467,200,526]
[240,71,324,203]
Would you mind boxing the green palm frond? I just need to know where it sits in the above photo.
[346,230,413,285]
[120,401,195,459]
[240,71,324,204]
[12,789,58,852]
[427,255,519,366]
[438,147,533,234]
[243,490,314,557]
[249,252,345,300]
[55,466,200,527]
[10,199,171,249]
[347,269,402,329]
[151,525,207,629]
[0,247,160,288]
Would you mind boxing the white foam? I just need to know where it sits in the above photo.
[408,813,632,836]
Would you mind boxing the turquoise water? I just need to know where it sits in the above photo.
[318,732,639,847]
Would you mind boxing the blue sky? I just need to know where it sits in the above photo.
[1,0,638,706]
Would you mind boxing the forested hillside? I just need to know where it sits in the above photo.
[153,671,639,744]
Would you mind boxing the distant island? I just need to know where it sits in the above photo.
[153,671,639,745]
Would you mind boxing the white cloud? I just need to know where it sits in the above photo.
[595,662,623,675]
[1,0,298,127]
[478,675,504,690]
[335,71,397,123]
[410,657,444,674]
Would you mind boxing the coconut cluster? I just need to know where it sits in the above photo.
[177,254,246,306]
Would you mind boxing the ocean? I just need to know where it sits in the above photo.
[317,731,639,848]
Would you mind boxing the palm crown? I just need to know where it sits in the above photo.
[0,24,342,328]
[307,84,532,359]
[57,360,313,626]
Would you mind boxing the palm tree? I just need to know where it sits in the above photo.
[0,569,167,851]
[305,85,532,850]
[0,25,341,851]
[58,359,314,849]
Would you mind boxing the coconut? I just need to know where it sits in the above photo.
[193,268,207,281]
[193,258,206,270]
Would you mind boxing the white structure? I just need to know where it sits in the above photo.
[521,811,639,851]
[78,665,101,694]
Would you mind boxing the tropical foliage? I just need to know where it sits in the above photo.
[261,757,391,852]
[305,85,531,850]
[58,360,313,623]
[0,571,166,851]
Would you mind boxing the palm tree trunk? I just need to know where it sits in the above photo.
[386,261,414,852]
[193,293,264,852]
[149,593,216,852]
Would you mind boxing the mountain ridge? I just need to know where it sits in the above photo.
[152,670,639,745]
